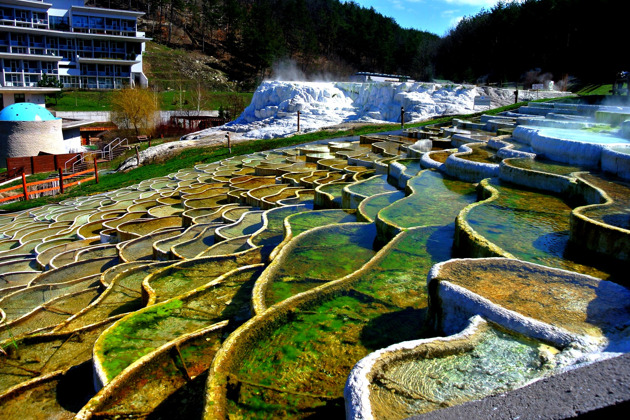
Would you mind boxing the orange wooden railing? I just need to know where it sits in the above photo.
[0,162,99,204]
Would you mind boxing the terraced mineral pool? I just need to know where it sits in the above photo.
[0,287,100,340]
[346,174,399,198]
[216,211,264,239]
[395,159,422,176]
[78,324,227,419]
[262,187,305,207]
[145,257,246,304]
[433,258,630,343]
[507,158,587,175]
[498,138,532,152]
[171,225,222,259]
[0,319,119,394]
[264,223,377,308]
[55,262,173,332]
[535,127,630,145]
[368,322,557,419]
[224,226,455,418]
[317,183,348,208]
[427,151,453,164]
[250,205,306,253]
[95,265,264,382]
[458,144,500,164]
[358,191,406,222]
[285,209,357,237]
[576,173,630,230]
[465,178,615,279]
[378,171,477,230]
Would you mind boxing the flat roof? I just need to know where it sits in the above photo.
[1,0,52,10]
[71,6,144,18]
[0,86,61,93]
[62,118,94,129]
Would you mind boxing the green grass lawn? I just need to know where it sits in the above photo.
[575,84,613,95]
[51,90,113,111]
[48,90,253,112]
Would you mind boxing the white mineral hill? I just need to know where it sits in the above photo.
[183,81,569,140]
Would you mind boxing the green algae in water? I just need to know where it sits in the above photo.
[219,211,264,239]
[57,263,173,332]
[379,171,477,229]
[99,267,262,381]
[346,174,399,198]
[396,159,422,177]
[578,173,630,229]
[466,179,613,279]
[508,158,586,176]
[318,183,348,207]
[148,259,242,303]
[359,191,406,222]
[369,324,556,420]
[459,144,500,164]
[285,209,357,238]
[230,226,456,418]
[251,206,305,250]
[265,223,377,308]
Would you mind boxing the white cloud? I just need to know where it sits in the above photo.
[449,16,464,27]
[392,0,405,10]
[441,9,460,17]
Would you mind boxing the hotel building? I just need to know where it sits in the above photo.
[0,0,147,106]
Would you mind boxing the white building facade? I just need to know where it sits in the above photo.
[0,0,147,92]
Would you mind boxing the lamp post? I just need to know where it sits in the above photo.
[400,106,405,129]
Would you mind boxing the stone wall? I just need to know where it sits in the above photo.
[0,120,65,167]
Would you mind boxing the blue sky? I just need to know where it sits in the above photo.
[351,0,518,36]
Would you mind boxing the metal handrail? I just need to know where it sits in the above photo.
[103,137,128,160]
[72,150,106,173]
[63,137,128,174]
[63,153,82,173]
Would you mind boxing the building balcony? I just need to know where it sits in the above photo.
[0,18,47,30]
[0,51,62,61]
[77,55,139,65]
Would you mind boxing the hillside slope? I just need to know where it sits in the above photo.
[88,0,438,89]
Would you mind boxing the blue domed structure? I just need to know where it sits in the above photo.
[0,103,66,167]
[0,102,58,122]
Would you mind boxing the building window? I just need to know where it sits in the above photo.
[72,15,88,29]
[89,16,104,29]
[17,10,28,22]
[50,16,69,31]
[14,93,25,103]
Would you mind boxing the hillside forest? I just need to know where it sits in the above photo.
[89,0,627,90]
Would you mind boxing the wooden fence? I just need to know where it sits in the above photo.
[5,153,79,178]
[0,163,99,204]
